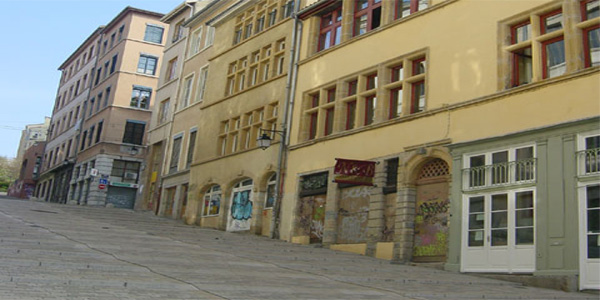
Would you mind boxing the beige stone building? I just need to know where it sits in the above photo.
[277,0,599,291]
[68,7,168,208]
[169,0,297,236]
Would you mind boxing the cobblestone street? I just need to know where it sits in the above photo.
[0,197,596,300]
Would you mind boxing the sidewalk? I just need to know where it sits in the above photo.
[0,197,595,300]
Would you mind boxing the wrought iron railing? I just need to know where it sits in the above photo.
[463,158,536,190]
[577,148,600,175]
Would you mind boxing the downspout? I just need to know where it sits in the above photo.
[271,0,303,239]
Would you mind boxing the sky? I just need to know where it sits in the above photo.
[0,0,183,158]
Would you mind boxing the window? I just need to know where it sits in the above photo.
[190,27,203,55]
[137,55,158,75]
[130,86,152,109]
[104,86,111,107]
[324,107,334,136]
[144,24,164,44]
[202,185,221,216]
[542,37,565,78]
[364,95,376,125]
[166,57,178,81]
[96,93,102,112]
[265,174,276,208]
[172,20,184,43]
[411,80,425,113]
[318,6,343,51]
[118,25,125,41]
[181,75,194,108]
[578,133,600,175]
[89,98,95,116]
[384,158,399,194]
[354,0,382,37]
[196,66,209,102]
[158,99,170,124]
[234,26,243,44]
[111,160,140,180]
[395,0,428,19]
[501,3,600,88]
[256,15,265,33]
[110,33,115,48]
[464,145,535,190]
[95,121,103,143]
[80,131,87,150]
[204,26,215,48]
[169,135,182,173]
[282,0,294,19]
[122,121,145,145]
[110,54,118,74]
[389,87,403,119]
[268,8,278,26]
[186,130,197,168]
[87,126,95,147]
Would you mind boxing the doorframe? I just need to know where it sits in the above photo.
[578,181,600,290]
[227,179,254,232]
[460,187,536,273]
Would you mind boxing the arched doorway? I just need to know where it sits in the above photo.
[227,179,254,232]
[413,158,450,262]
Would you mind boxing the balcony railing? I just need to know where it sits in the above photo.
[463,158,536,190]
[577,148,600,176]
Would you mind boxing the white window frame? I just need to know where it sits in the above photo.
[462,144,536,190]
[180,73,195,108]
[195,65,209,102]
[189,27,203,56]
[203,26,215,49]
[202,185,221,217]
[577,130,600,176]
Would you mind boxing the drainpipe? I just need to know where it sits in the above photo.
[271,0,303,239]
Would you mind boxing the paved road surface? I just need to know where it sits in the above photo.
[0,197,596,299]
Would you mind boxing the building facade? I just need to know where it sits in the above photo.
[175,0,296,236]
[66,7,168,208]
[9,141,45,199]
[277,0,599,291]
[15,117,50,163]
[139,0,222,218]
[36,28,103,204]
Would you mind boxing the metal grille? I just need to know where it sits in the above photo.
[418,159,449,179]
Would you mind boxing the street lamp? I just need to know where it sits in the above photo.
[257,128,285,150]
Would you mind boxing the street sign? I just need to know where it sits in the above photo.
[98,184,106,190]
[99,178,108,185]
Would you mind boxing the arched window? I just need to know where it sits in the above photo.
[265,174,277,208]
[202,185,221,216]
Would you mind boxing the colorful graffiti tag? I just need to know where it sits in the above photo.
[413,181,450,260]
[228,189,252,231]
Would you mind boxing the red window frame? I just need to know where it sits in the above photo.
[348,80,358,96]
[366,73,377,90]
[324,107,334,136]
[353,0,382,37]
[583,24,600,67]
[395,0,422,19]
[308,112,318,140]
[391,64,403,82]
[327,88,336,102]
[311,93,320,108]
[540,9,562,35]
[318,6,343,51]
[364,95,376,125]
[412,57,426,75]
[541,36,565,79]
[510,20,531,44]
[581,0,599,21]
[410,80,425,114]
[346,100,357,130]
[389,87,402,119]
[511,46,532,87]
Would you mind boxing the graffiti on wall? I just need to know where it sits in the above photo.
[228,189,252,231]
[337,186,370,244]
[297,195,326,243]
[413,183,450,259]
